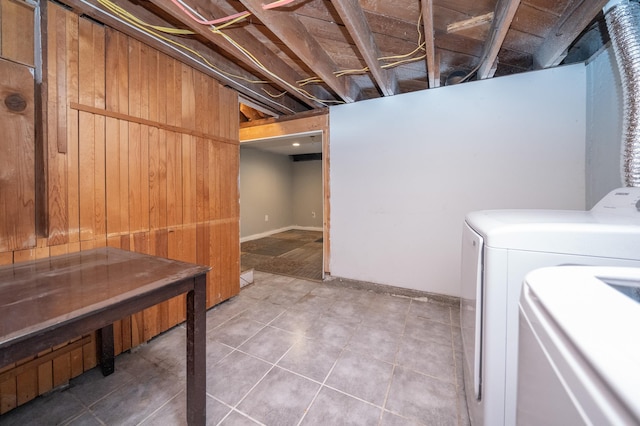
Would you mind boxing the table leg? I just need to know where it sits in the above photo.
[98,324,115,376]
[186,274,207,425]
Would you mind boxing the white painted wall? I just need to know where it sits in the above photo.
[240,149,323,239]
[292,160,323,228]
[240,147,293,237]
[329,64,586,297]
[586,45,624,208]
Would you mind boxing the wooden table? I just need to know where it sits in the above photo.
[0,247,210,425]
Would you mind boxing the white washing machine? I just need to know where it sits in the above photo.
[460,187,640,426]
[517,266,640,425]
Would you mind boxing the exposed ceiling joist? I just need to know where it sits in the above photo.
[51,0,609,117]
[487,56,499,78]
[477,0,521,79]
[239,0,361,103]
[148,0,331,109]
[420,0,437,88]
[447,12,494,33]
[433,50,441,88]
[240,103,267,121]
[331,0,398,96]
[62,0,303,114]
[239,95,279,118]
[533,0,608,68]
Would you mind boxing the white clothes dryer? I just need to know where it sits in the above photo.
[460,188,640,426]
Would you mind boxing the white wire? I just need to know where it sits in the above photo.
[171,0,336,106]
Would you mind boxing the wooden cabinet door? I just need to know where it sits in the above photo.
[0,58,35,251]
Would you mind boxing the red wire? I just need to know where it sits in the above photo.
[169,0,296,27]
[170,0,251,26]
[263,0,296,10]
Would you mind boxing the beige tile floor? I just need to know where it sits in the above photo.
[0,272,470,426]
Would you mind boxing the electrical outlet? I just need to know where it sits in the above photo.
[312,211,316,218]
[265,214,269,222]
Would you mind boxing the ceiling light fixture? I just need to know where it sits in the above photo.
[292,142,300,147]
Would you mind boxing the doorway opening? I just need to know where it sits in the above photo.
[239,131,325,282]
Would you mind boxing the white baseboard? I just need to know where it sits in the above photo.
[240,226,323,243]
[295,226,323,232]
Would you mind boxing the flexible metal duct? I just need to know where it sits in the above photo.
[605,0,640,187]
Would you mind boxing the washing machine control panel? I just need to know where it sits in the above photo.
[592,187,640,215]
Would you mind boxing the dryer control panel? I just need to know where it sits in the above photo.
[592,187,640,215]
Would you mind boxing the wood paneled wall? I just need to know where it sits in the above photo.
[0,0,36,254]
[0,1,240,414]
[0,58,35,253]
[0,0,34,67]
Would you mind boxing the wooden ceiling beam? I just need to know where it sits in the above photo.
[239,0,360,103]
[149,0,332,109]
[447,12,494,34]
[433,50,441,88]
[331,0,398,96]
[240,103,267,121]
[60,0,304,115]
[477,0,521,79]
[534,0,608,68]
[420,0,438,88]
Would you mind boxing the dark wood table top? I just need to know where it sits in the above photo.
[0,247,210,351]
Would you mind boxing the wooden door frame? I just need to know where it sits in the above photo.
[239,111,330,276]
